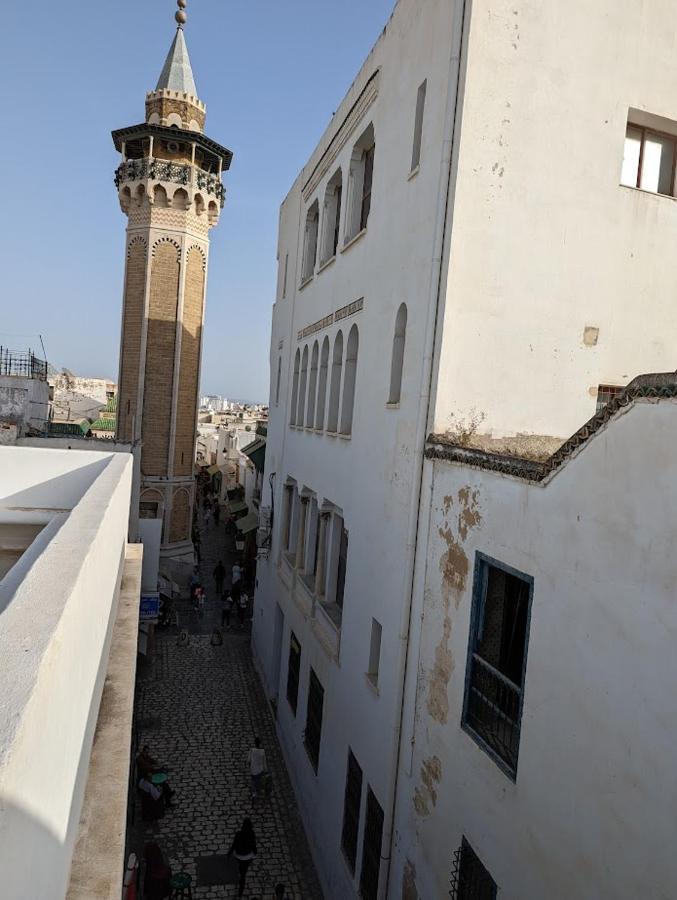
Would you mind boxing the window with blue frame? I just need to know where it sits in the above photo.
[462,553,533,779]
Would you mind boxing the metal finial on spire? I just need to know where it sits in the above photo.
[175,0,187,27]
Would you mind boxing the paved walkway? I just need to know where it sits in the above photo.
[127,514,323,899]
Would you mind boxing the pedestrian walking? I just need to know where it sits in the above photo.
[237,591,249,629]
[247,737,268,800]
[231,562,242,587]
[213,502,221,526]
[213,560,226,596]
[228,818,257,898]
[221,592,233,629]
[204,506,211,528]
[197,586,206,617]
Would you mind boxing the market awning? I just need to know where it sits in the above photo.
[229,500,248,516]
[207,464,220,475]
[236,512,259,535]
[196,459,209,467]
[241,437,266,473]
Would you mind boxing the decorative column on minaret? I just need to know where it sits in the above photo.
[112,0,232,560]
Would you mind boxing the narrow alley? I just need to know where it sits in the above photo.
[127,515,323,899]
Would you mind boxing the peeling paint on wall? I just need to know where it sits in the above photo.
[426,486,482,725]
[402,859,420,900]
[413,755,442,818]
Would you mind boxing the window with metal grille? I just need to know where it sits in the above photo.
[462,553,533,779]
[286,632,301,715]
[596,384,624,412]
[360,144,375,232]
[341,749,363,873]
[449,837,497,899]
[304,668,324,772]
[359,787,384,900]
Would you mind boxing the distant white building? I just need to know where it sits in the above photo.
[0,446,140,900]
[252,0,677,897]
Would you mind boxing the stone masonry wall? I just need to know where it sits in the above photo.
[141,239,180,476]
[117,237,147,441]
[173,246,205,476]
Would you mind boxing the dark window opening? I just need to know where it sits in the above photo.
[341,749,363,873]
[332,184,343,257]
[360,145,375,232]
[304,668,324,772]
[359,787,384,900]
[449,837,497,899]
[287,632,301,714]
[462,554,533,778]
[139,501,159,519]
[336,526,349,609]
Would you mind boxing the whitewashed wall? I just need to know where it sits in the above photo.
[393,400,677,900]
[0,448,133,900]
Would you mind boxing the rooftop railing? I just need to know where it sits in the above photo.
[0,348,48,381]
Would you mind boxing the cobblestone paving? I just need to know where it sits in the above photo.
[127,515,323,899]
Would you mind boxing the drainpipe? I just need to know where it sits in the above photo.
[380,1,471,896]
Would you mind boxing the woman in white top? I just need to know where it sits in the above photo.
[247,736,268,799]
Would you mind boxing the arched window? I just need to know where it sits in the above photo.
[346,123,375,242]
[290,349,300,426]
[301,201,319,283]
[307,342,319,428]
[327,331,344,432]
[297,345,309,426]
[321,169,343,264]
[340,325,359,435]
[388,303,407,405]
[315,337,330,430]
[275,356,282,407]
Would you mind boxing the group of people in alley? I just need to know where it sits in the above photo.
[136,739,276,897]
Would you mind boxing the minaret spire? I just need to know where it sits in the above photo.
[155,1,197,98]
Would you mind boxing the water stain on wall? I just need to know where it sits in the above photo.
[402,859,420,900]
[413,755,442,818]
[426,486,481,726]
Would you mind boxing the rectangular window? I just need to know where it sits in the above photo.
[596,383,624,412]
[367,619,382,687]
[304,668,324,772]
[450,837,497,900]
[302,202,319,283]
[360,145,375,232]
[286,631,301,714]
[411,79,427,171]
[621,122,677,196]
[462,553,533,779]
[341,749,363,873]
[336,525,349,609]
[359,787,384,900]
[282,253,289,298]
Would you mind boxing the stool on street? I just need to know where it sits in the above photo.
[169,872,193,899]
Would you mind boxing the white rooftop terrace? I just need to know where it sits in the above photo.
[0,446,141,899]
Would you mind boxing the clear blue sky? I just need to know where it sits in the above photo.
[2,0,395,402]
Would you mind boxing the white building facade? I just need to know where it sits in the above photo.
[253,0,677,897]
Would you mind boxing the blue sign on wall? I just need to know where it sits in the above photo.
[140,592,160,621]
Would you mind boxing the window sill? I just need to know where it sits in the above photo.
[299,274,314,290]
[341,228,367,254]
[385,401,400,410]
[326,430,338,438]
[365,672,379,696]
[317,599,342,631]
[317,255,336,274]
[408,164,420,181]
[619,183,677,201]
[337,432,351,440]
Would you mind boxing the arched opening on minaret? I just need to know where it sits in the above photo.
[208,200,219,225]
[153,184,169,208]
[134,184,146,207]
[120,186,131,213]
[172,188,189,211]
[194,193,205,216]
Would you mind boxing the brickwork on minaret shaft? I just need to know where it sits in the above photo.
[173,246,205,476]
[117,238,147,442]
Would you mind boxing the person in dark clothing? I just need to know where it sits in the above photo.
[228,818,257,898]
[143,842,172,900]
[221,592,233,629]
[213,502,221,526]
[213,560,226,597]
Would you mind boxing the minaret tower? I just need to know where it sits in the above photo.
[112,0,232,559]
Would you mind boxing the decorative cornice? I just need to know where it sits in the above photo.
[425,373,677,484]
[301,70,380,202]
